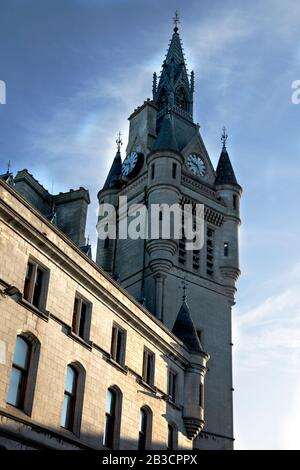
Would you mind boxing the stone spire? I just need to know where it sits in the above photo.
[172,291,203,353]
[153,13,194,121]
[215,128,238,186]
[103,134,123,190]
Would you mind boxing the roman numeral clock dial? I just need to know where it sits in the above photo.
[121,151,144,178]
[186,153,206,177]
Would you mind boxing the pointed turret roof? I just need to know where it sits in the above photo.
[215,128,238,186]
[152,112,178,152]
[215,146,238,186]
[172,296,203,353]
[103,149,122,190]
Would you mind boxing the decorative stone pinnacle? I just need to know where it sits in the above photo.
[116,132,123,152]
[221,126,228,149]
[7,160,11,174]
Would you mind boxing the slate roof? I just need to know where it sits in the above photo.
[215,146,238,186]
[103,150,122,190]
[172,298,203,353]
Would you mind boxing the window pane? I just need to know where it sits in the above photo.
[168,425,174,449]
[103,415,113,448]
[61,394,72,429]
[7,367,23,407]
[140,409,147,432]
[32,267,44,308]
[106,389,115,414]
[72,298,79,332]
[78,302,87,339]
[13,337,29,370]
[24,263,33,301]
[116,330,123,365]
[65,366,76,395]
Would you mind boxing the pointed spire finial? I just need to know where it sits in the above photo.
[173,10,180,32]
[116,132,123,152]
[221,126,228,149]
[87,234,90,245]
[7,160,11,174]
[181,277,188,302]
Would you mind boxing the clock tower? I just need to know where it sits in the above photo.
[96,16,242,450]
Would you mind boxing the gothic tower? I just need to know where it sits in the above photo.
[96,16,242,450]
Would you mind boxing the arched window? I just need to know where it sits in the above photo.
[175,87,187,110]
[7,337,30,409]
[103,386,122,449]
[167,423,178,450]
[7,334,40,415]
[138,406,152,450]
[60,362,85,435]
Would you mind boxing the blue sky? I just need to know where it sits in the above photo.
[1,0,300,450]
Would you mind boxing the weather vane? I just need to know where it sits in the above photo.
[116,132,123,152]
[173,11,180,31]
[221,127,228,149]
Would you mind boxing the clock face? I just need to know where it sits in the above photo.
[122,151,139,177]
[186,154,206,177]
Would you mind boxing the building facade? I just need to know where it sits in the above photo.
[0,17,241,451]
[0,178,208,450]
[96,21,242,450]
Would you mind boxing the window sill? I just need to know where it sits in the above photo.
[67,331,93,350]
[106,355,128,375]
[18,298,49,321]
[138,379,157,394]
[5,403,31,419]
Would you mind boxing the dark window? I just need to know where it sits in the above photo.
[61,366,78,431]
[7,337,30,409]
[151,164,155,180]
[168,370,177,402]
[72,295,91,341]
[103,388,117,449]
[224,242,229,257]
[143,349,155,387]
[206,228,215,276]
[111,325,126,366]
[23,260,48,310]
[167,424,177,450]
[199,383,204,408]
[233,194,238,210]
[138,406,152,450]
[138,408,147,450]
[172,163,177,179]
